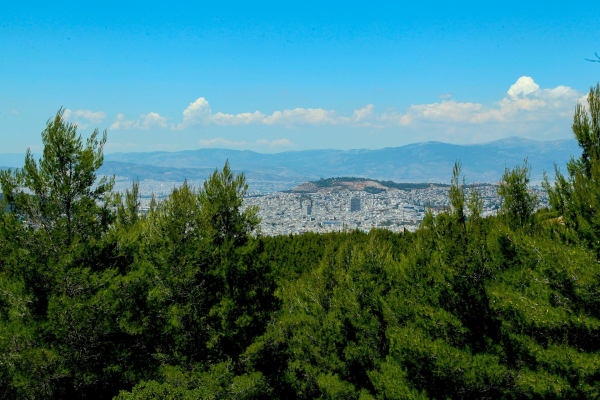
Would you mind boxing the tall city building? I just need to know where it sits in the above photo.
[303,199,313,215]
[350,197,361,212]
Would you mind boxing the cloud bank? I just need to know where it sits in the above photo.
[110,112,168,130]
[106,77,586,144]
[171,98,376,130]
[381,77,585,127]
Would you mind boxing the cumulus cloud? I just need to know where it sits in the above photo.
[106,76,585,144]
[211,111,266,126]
[138,112,168,129]
[262,108,338,126]
[392,76,584,127]
[173,77,582,132]
[109,113,133,130]
[198,137,295,148]
[406,100,484,123]
[172,98,376,130]
[110,112,168,130]
[380,110,412,126]
[174,98,212,130]
[173,98,272,130]
[507,76,540,97]
[63,109,107,129]
[338,104,378,126]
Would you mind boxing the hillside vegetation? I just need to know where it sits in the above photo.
[1,85,600,400]
[288,177,453,195]
[308,177,449,191]
[313,177,448,190]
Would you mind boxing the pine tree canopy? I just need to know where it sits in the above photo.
[2,88,600,399]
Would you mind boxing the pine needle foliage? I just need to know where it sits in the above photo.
[2,87,600,400]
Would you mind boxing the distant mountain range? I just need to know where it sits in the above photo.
[0,137,581,184]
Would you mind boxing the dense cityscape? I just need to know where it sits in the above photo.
[116,177,549,236]
[245,184,549,235]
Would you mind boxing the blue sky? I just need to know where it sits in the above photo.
[1,1,599,154]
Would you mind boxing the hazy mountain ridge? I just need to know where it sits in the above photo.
[0,137,582,183]
[104,137,580,183]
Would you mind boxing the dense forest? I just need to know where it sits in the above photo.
[1,84,600,400]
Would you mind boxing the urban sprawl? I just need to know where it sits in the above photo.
[116,177,549,236]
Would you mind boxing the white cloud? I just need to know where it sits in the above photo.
[469,77,582,124]
[198,137,295,148]
[345,104,376,126]
[405,100,484,123]
[110,113,134,130]
[110,112,168,130]
[173,77,581,133]
[393,76,584,127]
[262,108,338,126]
[507,76,540,97]
[106,76,585,144]
[10,109,19,115]
[63,108,107,129]
[173,97,377,129]
[138,112,168,130]
[174,98,269,129]
[174,98,212,130]
[380,110,413,126]
[211,111,266,126]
